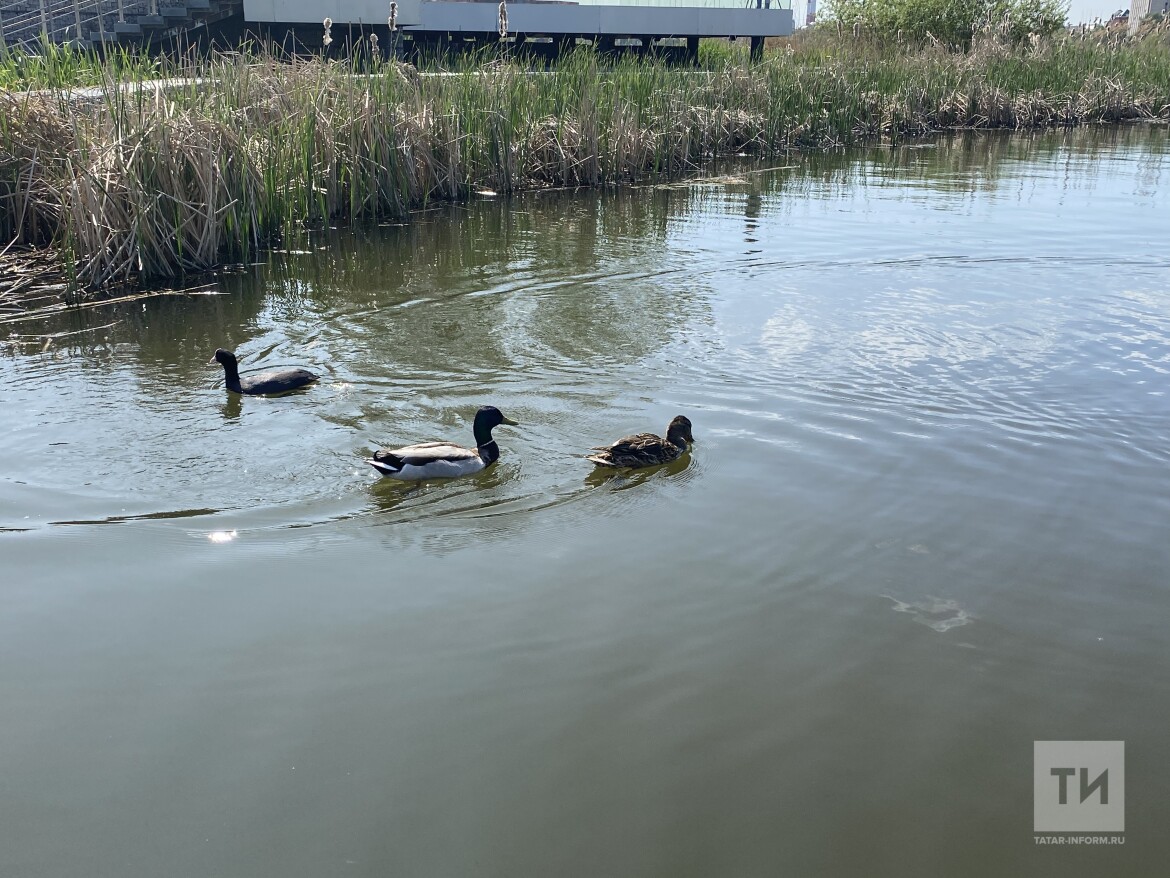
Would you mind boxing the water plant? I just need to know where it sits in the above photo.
[1,32,1168,291]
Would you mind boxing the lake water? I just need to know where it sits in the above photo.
[2,127,1169,877]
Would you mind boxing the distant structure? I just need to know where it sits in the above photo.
[805,0,815,26]
[247,0,795,60]
[0,0,795,58]
[0,0,241,49]
[1128,0,1169,31]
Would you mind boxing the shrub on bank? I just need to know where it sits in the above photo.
[824,0,1068,47]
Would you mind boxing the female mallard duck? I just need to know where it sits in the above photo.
[211,348,319,395]
[367,406,519,481]
[587,415,694,468]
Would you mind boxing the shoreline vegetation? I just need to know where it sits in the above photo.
[1,28,1170,302]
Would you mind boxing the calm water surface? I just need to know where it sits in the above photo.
[2,128,1169,877]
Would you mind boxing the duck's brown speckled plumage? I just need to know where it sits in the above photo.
[587,415,694,469]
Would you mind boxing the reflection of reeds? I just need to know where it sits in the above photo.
[1,37,1169,290]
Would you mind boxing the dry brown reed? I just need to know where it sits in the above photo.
[0,36,1167,293]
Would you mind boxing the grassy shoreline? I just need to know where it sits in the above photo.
[2,33,1169,297]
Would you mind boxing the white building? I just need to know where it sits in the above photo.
[1130,0,1170,32]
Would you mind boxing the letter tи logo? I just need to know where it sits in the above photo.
[1034,741,1124,833]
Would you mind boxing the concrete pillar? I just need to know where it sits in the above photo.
[39,0,50,42]
[72,0,83,41]
[750,35,763,61]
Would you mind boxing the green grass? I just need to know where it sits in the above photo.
[0,38,168,90]
[2,31,1169,290]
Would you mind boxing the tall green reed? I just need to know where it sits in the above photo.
[1,34,1168,290]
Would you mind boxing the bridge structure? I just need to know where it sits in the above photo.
[0,0,794,59]
[250,0,794,60]
[0,0,241,50]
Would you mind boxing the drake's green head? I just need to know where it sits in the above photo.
[473,406,518,446]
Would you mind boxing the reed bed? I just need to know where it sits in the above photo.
[1,34,1169,291]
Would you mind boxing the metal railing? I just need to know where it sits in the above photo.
[0,0,154,46]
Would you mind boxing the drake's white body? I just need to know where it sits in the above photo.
[367,407,516,482]
[367,442,491,481]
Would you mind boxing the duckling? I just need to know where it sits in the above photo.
[211,348,319,395]
[368,406,519,481]
[587,415,694,468]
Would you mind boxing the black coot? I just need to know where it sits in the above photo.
[211,349,319,395]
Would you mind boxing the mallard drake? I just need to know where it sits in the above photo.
[587,415,694,469]
[211,348,319,395]
[368,406,519,481]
